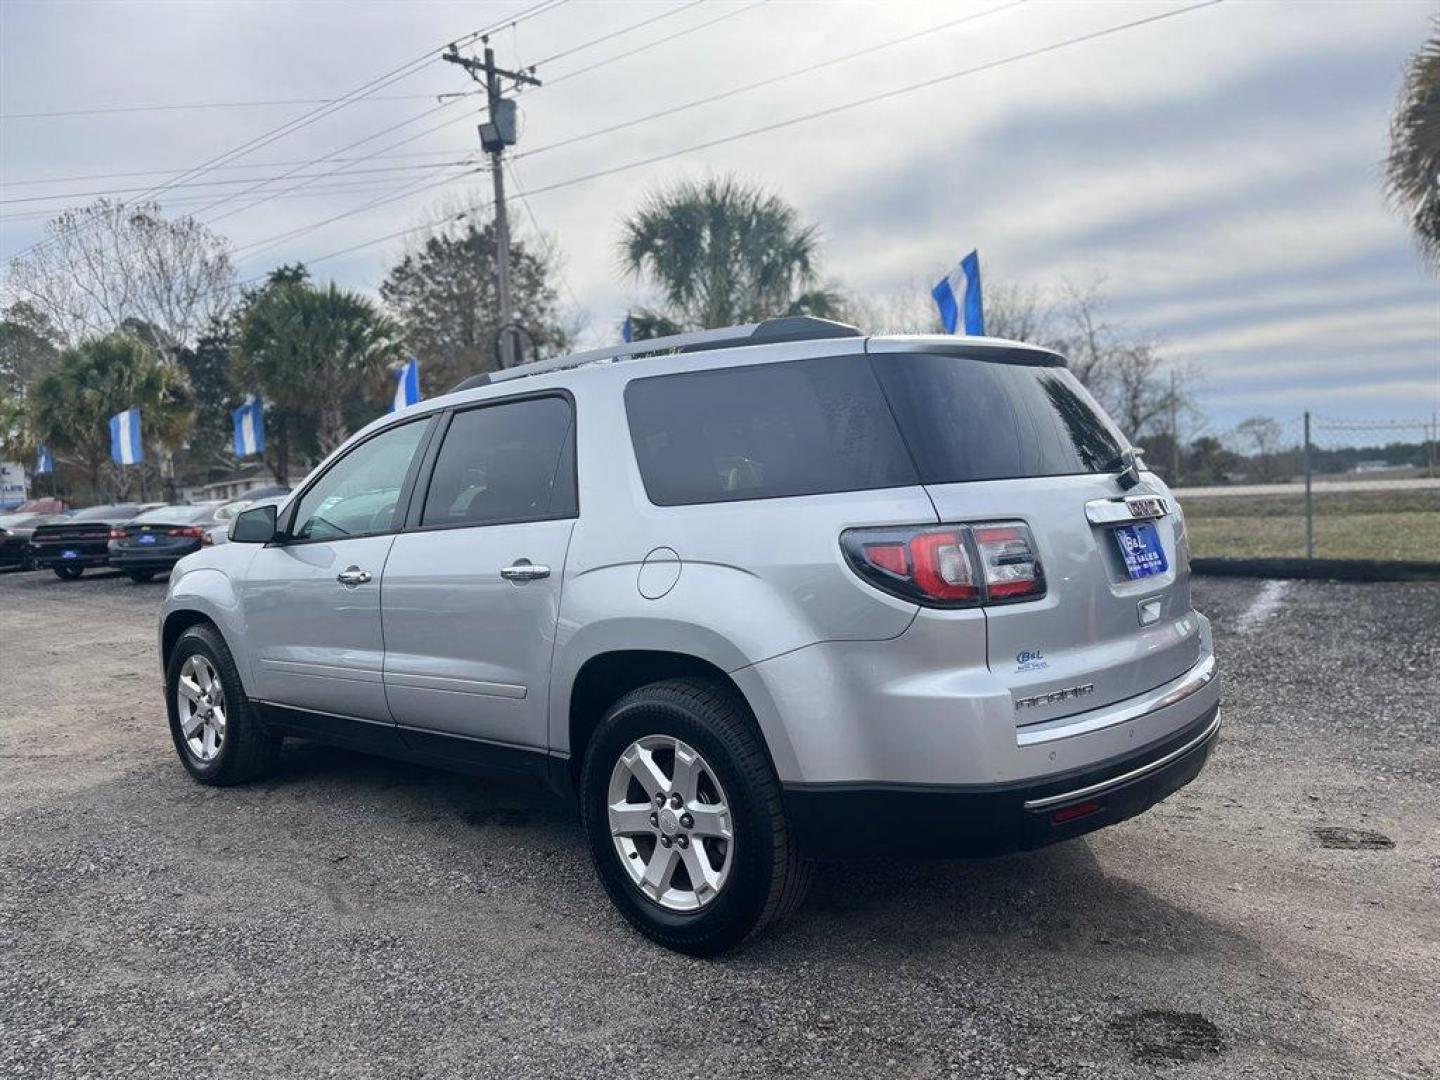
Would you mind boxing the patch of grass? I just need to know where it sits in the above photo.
[1185,507,1440,561]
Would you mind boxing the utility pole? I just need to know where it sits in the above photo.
[443,38,541,370]
[1303,410,1314,559]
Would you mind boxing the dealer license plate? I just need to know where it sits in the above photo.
[1114,522,1168,580]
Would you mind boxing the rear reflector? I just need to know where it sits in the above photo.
[841,520,1043,609]
[1050,800,1102,825]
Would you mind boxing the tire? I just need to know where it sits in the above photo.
[53,565,83,580]
[165,623,281,786]
[580,678,813,956]
[127,570,156,583]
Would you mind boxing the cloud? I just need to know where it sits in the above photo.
[1,0,1435,433]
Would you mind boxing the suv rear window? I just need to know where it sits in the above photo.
[869,351,1126,483]
[624,355,917,505]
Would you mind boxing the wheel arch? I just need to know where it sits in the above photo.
[560,646,795,795]
[160,568,252,695]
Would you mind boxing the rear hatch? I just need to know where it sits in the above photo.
[867,340,1201,727]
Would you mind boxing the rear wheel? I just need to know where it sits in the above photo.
[166,623,281,785]
[580,678,812,956]
[126,569,156,583]
[52,565,83,580]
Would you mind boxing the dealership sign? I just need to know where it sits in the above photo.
[0,461,28,510]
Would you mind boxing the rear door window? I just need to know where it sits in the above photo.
[419,395,576,528]
[624,355,917,506]
[869,351,1127,482]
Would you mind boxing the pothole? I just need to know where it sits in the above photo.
[1313,826,1394,850]
[1112,1010,1225,1064]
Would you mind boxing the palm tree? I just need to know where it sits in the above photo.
[31,332,192,499]
[235,278,404,480]
[619,176,843,336]
[1386,26,1440,269]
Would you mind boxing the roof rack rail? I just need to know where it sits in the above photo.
[447,316,862,393]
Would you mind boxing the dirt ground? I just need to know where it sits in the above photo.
[1,569,1437,1079]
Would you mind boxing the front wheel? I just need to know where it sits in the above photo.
[53,565,83,580]
[580,678,812,956]
[165,623,281,786]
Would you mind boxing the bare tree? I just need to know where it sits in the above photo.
[1234,416,1288,481]
[4,199,235,352]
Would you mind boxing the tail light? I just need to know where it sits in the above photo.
[109,528,126,540]
[971,524,1045,600]
[168,526,206,538]
[201,531,215,546]
[841,521,1044,608]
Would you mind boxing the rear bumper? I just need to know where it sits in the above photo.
[108,545,198,570]
[783,703,1219,857]
[33,548,110,569]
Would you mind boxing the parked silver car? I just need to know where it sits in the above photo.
[159,317,1219,954]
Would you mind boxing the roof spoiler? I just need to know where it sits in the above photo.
[447,316,862,393]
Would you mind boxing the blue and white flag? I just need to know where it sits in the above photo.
[391,357,421,412]
[109,407,142,466]
[35,445,53,475]
[621,314,634,344]
[232,395,265,458]
[932,249,985,336]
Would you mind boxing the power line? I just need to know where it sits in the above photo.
[2,149,469,189]
[191,96,474,223]
[541,0,771,88]
[6,0,764,227]
[529,0,705,67]
[0,160,472,206]
[0,174,486,226]
[186,0,774,235]
[1,0,567,266]
[258,0,1224,279]
[516,0,1027,164]
[219,0,1021,271]
[229,160,486,260]
[1,92,457,121]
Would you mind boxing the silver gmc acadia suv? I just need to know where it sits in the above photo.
[159,316,1220,955]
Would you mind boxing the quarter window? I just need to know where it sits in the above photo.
[420,396,575,528]
[624,355,917,506]
[290,420,428,541]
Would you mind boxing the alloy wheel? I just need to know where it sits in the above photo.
[176,654,227,763]
[607,735,734,912]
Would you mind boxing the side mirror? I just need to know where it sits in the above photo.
[230,503,278,544]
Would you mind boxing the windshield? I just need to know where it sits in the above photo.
[71,504,140,521]
[130,505,212,525]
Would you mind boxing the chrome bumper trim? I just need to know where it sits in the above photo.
[1023,709,1221,811]
[1017,650,1216,747]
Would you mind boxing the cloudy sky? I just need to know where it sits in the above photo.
[2,0,1437,438]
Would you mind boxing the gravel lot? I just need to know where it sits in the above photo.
[2,569,1437,1079]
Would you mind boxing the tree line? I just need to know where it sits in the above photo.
[2,175,1195,503]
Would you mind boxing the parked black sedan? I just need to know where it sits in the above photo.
[108,503,218,582]
[30,503,159,579]
[0,512,65,570]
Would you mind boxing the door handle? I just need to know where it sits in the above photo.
[336,566,372,587]
[500,559,550,582]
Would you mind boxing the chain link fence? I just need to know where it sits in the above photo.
[1174,413,1439,564]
